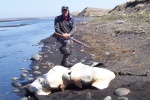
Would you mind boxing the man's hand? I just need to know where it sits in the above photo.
[62,33,70,39]
[53,32,70,39]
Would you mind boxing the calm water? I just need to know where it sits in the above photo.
[0,18,54,100]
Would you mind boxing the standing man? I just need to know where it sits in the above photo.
[53,6,76,67]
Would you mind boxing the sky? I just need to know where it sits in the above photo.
[0,0,130,19]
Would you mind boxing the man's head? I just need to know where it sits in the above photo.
[61,6,69,17]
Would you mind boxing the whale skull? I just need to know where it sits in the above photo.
[29,62,115,95]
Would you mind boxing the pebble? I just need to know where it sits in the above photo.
[81,59,85,63]
[20,73,27,77]
[111,33,116,36]
[21,97,28,100]
[20,68,26,70]
[12,89,20,93]
[81,49,84,51]
[33,71,41,75]
[29,74,33,77]
[11,82,22,87]
[42,66,48,69]
[42,61,54,68]
[86,92,92,99]
[104,51,110,56]
[38,52,43,55]
[32,44,38,46]
[28,77,34,82]
[115,20,125,24]
[114,88,130,96]
[56,49,59,51]
[44,55,48,58]
[117,97,128,100]
[32,66,39,70]
[104,96,112,100]
[47,62,54,67]
[21,70,29,73]
[30,54,42,61]
[11,77,18,81]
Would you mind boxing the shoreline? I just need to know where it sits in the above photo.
[15,14,150,100]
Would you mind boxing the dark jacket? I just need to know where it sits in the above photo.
[54,15,76,36]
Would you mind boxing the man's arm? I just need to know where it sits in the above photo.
[54,16,64,34]
[53,16,70,39]
[69,18,76,36]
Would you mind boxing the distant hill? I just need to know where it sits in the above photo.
[109,0,150,14]
[72,12,80,17]
[77,7,110,17]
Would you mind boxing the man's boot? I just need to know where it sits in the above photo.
[61,54,73,67]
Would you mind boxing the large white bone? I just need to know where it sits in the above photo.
[29,65,69,95]
[92,67,115,89]
[28,74,51,95]
[63,62,115,89]
[70,63,94,88]
[46,65,69,89]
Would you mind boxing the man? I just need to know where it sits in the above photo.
[53,6,76,67]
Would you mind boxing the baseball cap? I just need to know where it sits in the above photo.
[62,6,69,11]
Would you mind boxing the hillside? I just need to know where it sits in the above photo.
[77,7,110,17]
[72,12,80,16]
[109,0,150,14]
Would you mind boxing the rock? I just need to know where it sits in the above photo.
[11,82,22,88]
[50,52,53,54]
[38,52,43,55]
[115,88,130,96]
[20,68,26,70]
[104,51,110,56]
[71,58,77,62]
[33,71,41,75]
[117,97,128,100]
[29,74,33,77]
[11,77,18,81]
[86,92,92,99]
[81,49,84,51]
[21,70,29,73]
[20,73,27,77]
[21,97,28,100]
[111,33,116,36]
[44,55,48,58]
[104,96,112,100]
[12,89,20,93]
[32,44,38,46]
[30,54,42,61]
[32,66,39,70]
[41,61,54,68]
[42,66,48,69]
[81,59,85,63]
[28,77,34,82]
[115,20,125,24]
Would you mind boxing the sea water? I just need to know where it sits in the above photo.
[0,18,54,100]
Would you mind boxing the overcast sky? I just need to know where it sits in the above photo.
[0,0,130,19]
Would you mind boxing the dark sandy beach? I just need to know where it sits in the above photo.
[16,13,150,100]
[10,0,150,99]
